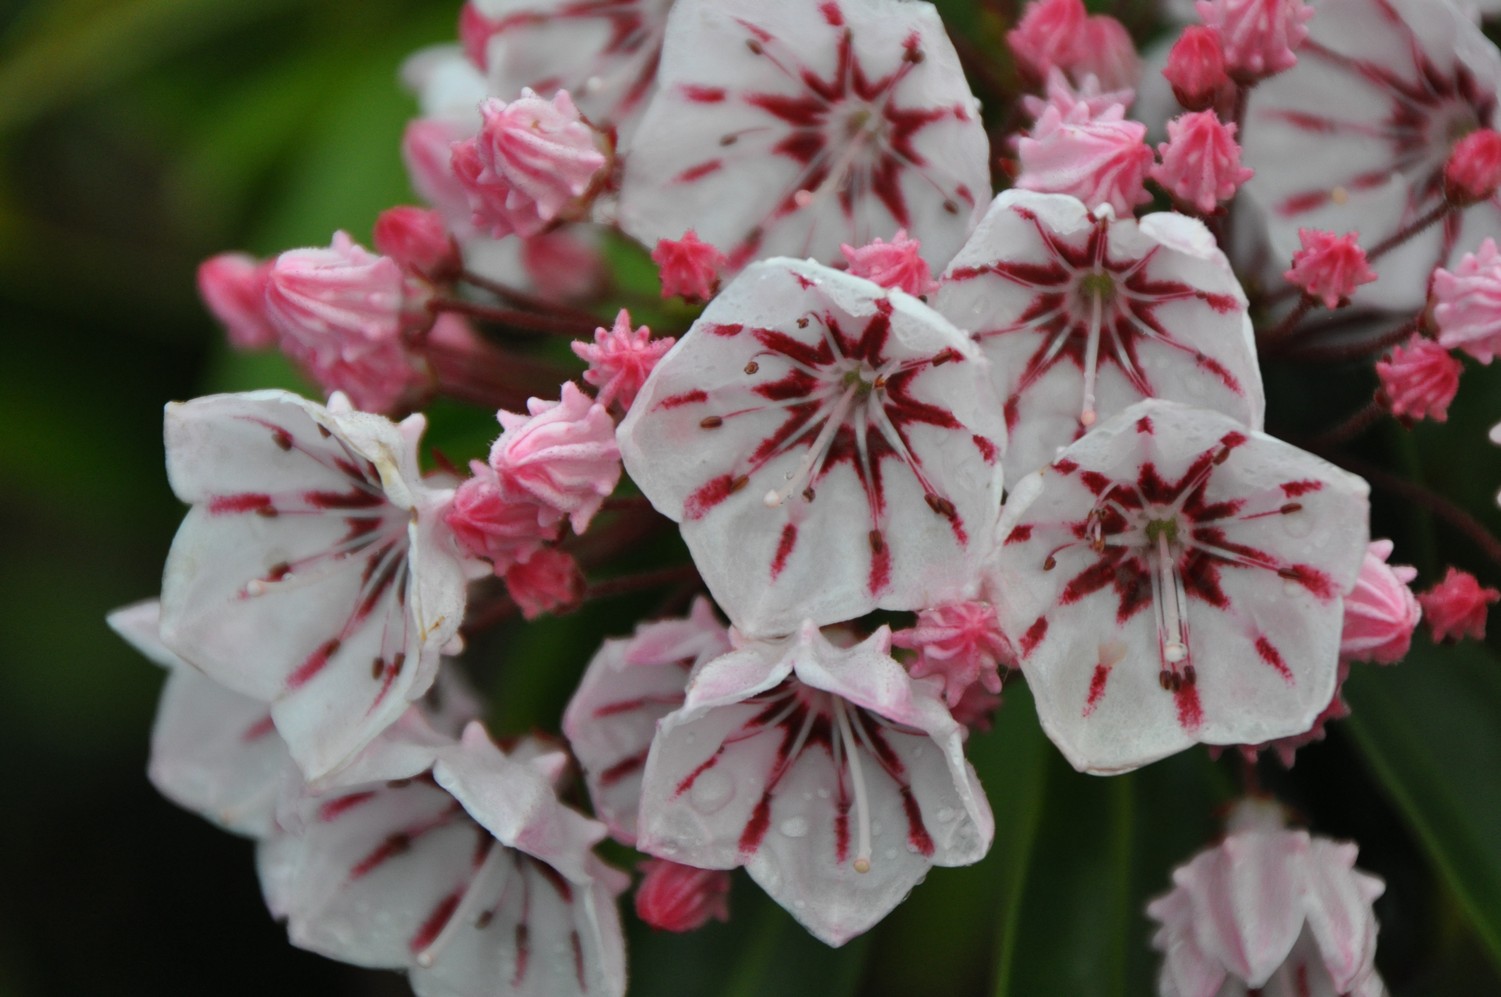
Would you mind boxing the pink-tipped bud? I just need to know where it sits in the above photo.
[1432,238,1501,364]
[459,2,502,70]
[651,230,728,302]
[1016,103,1154,216]
[1020,68,1136,125]
[445,462,558,573]
[634,859,731,933]
[1163,26,1231,111]
[1419,567,1500,643]
[490,382,622,534]
[1007,0,1087,87]
[1375,337,1462,423]
[1075,15,1141,92]
[840,229,937,296]
[1151,110,1253,215]
[451,89,608,239]
[1444,128,1501,206]
[571,310,675,411]
[374,206,460,280]
[1340,540,1421,664]
[1196,0,1313,83]
[197,252,278,350]
[1283,229,1377,309]
[893,601,1014,710]
[504,547,585,619]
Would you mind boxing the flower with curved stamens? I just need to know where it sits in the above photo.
[1240,0,1501,310]
[260,721,628,997]
[159,390,477,782]
[618,258,1006,637]
[618,0,989,274]
[989,400,1369,774]
[635,623,993,946]
[935,191,1262,484]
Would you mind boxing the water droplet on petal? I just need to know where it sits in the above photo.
[779,815,809,838]
[689,769,734,814]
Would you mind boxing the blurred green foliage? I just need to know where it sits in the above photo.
[4,1,1501,995]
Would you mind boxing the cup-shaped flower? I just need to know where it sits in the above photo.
[618,258,1007,637]
[1147,799,1386,997]
[158,390,477,782]
[934,191,1262,484]
[563,598,731,844]
[635,623,993,946]
[618,0,989,274]
[989,400,1369,774]
[260,722,627,997]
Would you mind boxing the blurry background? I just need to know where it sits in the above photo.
[3,1,1501,995]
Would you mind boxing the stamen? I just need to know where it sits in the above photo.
[1154,531,1189,665]
[1080,280,1104,428]
[764,382,860,507]
[413,841,506,967]
[833,698,873,874]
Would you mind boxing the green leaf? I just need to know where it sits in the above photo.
[1345,642,1501,971]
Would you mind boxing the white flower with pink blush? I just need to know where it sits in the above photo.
[989,400,1369,774]
[635,623,993,946]
[1148,798,1387,997]
[260,721,627,997]
[618,0,989,273]
[618,258,1006,637]
[158,390,477,782]
[934,190,1263,484]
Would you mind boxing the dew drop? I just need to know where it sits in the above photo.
[689,770,734,815]
[935,806,956,823]
[1283,579,1303,596]
[816,787,831,799]
[1283,513,1313,539]
[779,816,809,838]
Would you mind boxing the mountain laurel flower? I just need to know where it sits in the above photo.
[504,546,585,619]
[445,462,559,573]
[1433,238,1501,363]
[1443,127,1501,204]
[652,230,728,302]
[1195,0,1313,82]
[1016,102,1155,217]
[1163,26,1231,112]
[1019,68,1138,126]
[634,860,732,933]
[198,252,278,350]
[158,390,477,782]
[618,257,1007,637]
[572,310,676,411]
[892,601,1013,709]
[840,230,937,296]
[1340,540,1421,664]
[1147,798,1387,997]
[935,190,1263,484]
[635,623,993,946]
[989,400,1369,774]
[489,382,622,535]
[1419,566,1500,642]
[563,599,731,845]
[1283,229,1377,309]
[451,89,609,239]
[373,205,460,280]
[1375,338,1462,423]
[1151,111,1254,215]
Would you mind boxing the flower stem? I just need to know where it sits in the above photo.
[430,296,599,337]
[1307,398,1384,449]
[460,270,605,327]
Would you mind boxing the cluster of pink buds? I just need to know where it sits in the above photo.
[111,0,1501,992]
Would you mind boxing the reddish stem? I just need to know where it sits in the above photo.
[584,564,702,602]
[460,270,605,328]
[1307,398,1385,449]
[1365,202,1454,263]
[1257,294,1316,345]
[430,297,599,337]
[1276,316,1420,364]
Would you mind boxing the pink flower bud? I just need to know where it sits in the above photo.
[402,117,473,225]
[634,859,731,933]
[1419,567,1500,643]
[374,206,459,280]
[1074,15,1140,92]
[1444,128,1501,205]
[571,309,675,411]
[264,232,433,413]
[491,382,621,534]
[1007,0,1087,87]
[197,252,277,350]
[503,546,584,619]
[892,601,1014,710]
[1196,0,1313,82]
[1163,26,1231,112]
[1016,103,1154,216]
[839,229,937,296]
[1340,539,1421,664]
[445,462,558,573]
[521,228,605,301]
[1283,229,1377,309]
[651,230,727,302]
[1151,110,1253,215]
[451,89,608,239]
[1020,69,1136,126]
[1375,337,1461,423]
[1433,238,1501,363]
